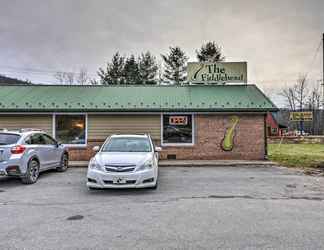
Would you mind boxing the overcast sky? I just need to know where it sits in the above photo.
[0,0,323,104]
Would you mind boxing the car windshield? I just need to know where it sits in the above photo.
[0,133,21,145]
[102,137,152,152]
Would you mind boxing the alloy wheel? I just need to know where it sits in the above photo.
[29,160,39,182]
[62,154,68,170]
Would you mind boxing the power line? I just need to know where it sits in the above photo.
[2,66,321,84]
[0,65,98,78]
[1,40,323,84]
[304,38,323,80]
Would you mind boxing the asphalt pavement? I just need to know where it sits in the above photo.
[0,166,324,250]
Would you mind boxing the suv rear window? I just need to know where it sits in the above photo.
[0,133,21,145]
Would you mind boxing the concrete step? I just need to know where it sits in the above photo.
[69,160,278,168]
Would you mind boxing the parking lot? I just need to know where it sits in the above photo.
[1,165,324,250]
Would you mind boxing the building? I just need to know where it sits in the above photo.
[266,112,287,137]
[0,84,277,161]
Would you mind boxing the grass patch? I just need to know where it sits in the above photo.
[268,143,324,169]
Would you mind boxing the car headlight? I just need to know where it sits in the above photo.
[89,158,102,171]
[137,159,153,171]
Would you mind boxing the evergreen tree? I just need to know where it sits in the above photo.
[123,55,140,84]
[98,52,125,85]
[161,46,188,85]
[196,41,225,62]
[138,51,158,85]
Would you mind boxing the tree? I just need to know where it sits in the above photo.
[307,86,321,110]
[161,46,188,85]
[157,61,164,85]
[307,86,322,135]
[0,75,32,85]
[89,79,100,85]
[294,76,308,110]
[54,71,75,85]
[98,52,125,85]
[280,76,309,110]
[54,68,90,85]
[280,86,297,110]
[65,72,75,85]
[196,41,225,62]
[138,52,158,84]
[54,71,68,84]
[123,55,140,84]
[76,68,90,85]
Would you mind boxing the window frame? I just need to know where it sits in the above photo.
[52,113,88,147]
[161,113,195,147]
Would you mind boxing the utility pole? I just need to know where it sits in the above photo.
[322,33,324,135]
[322,33,324,106]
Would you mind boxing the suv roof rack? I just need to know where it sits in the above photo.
[19,128,44,133]
[112,133,149,135]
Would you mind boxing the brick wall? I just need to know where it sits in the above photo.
[68,114,266,161]
[160,114,266,160]
[68,140,100,161]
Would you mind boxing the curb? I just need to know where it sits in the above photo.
[69,160,278,168]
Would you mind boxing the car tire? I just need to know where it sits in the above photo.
[21,159,40,184]
[57,153,69,172]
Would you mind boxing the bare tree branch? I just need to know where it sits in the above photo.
[54,68,90,85]
[280,76,309,111]
[76,68,90,85]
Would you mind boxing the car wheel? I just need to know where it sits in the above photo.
[21,159,40,184]
[57,153,69,172]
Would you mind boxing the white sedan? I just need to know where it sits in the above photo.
[87,134,160,189]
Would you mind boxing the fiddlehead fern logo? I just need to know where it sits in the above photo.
[221,116,239,151]
[191,63,204,81]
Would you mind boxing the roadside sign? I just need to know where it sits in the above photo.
[289,112,313,121]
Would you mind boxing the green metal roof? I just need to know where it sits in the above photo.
[0,84,277,112]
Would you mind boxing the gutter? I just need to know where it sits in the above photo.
[0,108,279,113]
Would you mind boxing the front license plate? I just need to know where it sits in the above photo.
[113,177,127,184]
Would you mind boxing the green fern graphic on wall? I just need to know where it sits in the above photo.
[221,116,239,151]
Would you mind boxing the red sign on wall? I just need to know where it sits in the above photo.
[169,116,188,125]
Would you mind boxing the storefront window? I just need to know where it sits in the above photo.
[55,115,86,145]
[162,114,193,144]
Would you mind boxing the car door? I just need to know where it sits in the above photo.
[41,134,61,166]
[25,133,49,169]
[150,137,159,167]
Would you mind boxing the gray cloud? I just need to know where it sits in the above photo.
[0,0,323,95]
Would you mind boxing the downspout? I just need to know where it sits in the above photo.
[264,113,268,159]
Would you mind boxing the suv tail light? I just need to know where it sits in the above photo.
[11,145,26,154]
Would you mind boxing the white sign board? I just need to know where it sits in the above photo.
[187,62,247,84]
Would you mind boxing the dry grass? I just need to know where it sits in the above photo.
[268,143,324,169]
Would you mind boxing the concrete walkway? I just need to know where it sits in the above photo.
[69,160,277,167]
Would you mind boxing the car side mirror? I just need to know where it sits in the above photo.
[93,146,100,152]
[155,146,162,152]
